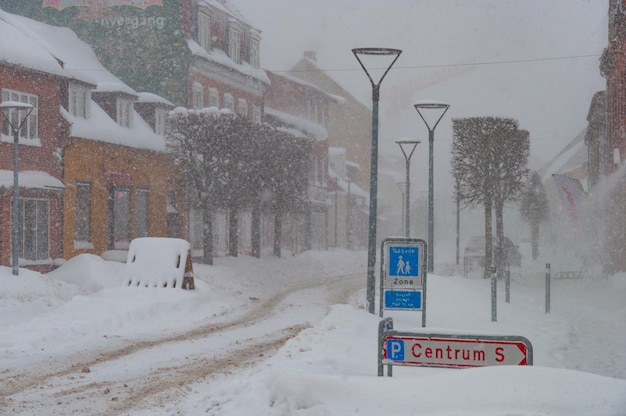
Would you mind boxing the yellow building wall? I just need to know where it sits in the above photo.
[63,139,181,259]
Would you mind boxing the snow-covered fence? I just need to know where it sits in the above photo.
[124,237,195,289]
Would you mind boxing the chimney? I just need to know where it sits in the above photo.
[304,51,317,62]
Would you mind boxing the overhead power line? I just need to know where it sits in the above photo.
[268,53,602,75]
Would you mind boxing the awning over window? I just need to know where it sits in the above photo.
[0,170,64,190]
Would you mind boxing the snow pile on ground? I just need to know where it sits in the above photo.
[1,247,625,415]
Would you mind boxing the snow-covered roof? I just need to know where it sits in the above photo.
[136,92,174,107]
[327,167,367,198]
[186,39,270,85]
[268,71,345,104]
[0,9,70,80]
[62,102,165,152]
[0,9,136,95]
[200,0,255,30]
[0,170,64,190]
[264,107,328,141]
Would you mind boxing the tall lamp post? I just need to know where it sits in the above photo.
[1,101,34,276]
[353,47,401,314]
[396,140,420,237]
[414,101,449,273]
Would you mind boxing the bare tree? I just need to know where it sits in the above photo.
[520,171,549,260]
[166,109,310,262]
[451,117,530,278]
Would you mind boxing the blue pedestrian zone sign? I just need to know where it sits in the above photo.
[380,238,427,315]
[389,245,419,278]
[382,238,425,290]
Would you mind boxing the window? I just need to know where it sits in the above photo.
[18,198,49,261]
[237,98,248,117]
[320,103,328,127]
[252,105,262,123]
[249,37,260,68]
[135,188,149,238]
[223,93,234,112]
[69,83,90,118]
[198,11,211,51]
[228,24,241,64]
[74,182,91,243]
[208,88,219,108]
[110,186,130,249]
[155,108,168,135]
[192,82,204,109]
[116,97,133,127]
[2,89,38,140]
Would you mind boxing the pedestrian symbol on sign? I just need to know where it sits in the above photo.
[389,246,419,278]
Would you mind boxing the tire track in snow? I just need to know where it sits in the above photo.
[0,272,363,414]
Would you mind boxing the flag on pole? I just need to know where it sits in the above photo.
[552,174,586,223]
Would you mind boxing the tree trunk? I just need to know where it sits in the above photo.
[531,220,540,260]
[251,204,261,258]
[483,194,493,279]
[202,203,214,265]
[495,198,505,280]
[273,210,282,257]
[228,208,238,257]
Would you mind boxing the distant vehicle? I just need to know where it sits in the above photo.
[464,236,521,267]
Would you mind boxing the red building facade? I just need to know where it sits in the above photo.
[600,0,626,272]
[0,61,65,271]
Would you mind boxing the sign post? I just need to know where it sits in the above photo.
[379,238,427,327]
[378,318,533,375]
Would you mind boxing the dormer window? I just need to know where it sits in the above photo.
[249,31,261,68]
[69,83,91,118]
[198,11,211,51]
[116,97,133,128]
[228,22,241,64]
[155,108,168,136]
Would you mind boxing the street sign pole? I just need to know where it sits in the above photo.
[379,238,427,326]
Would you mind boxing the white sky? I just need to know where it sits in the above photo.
[232,0,608,189]
[1,244,625,414]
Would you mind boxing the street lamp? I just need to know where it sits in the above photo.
[353,47,402,314]
[414,101,449,273]
[1,101,34,276]
[396,140,420,238]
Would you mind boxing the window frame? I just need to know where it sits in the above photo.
[223,93,234,112]
[208,87,219,108]
[192,82,204,109]
[135,187,149,238]
[74,181,92,244]
[2,89,38,140]
[155,107,168,135]
[237,98,248,117]
[18,198,49,261]
[198,11,211,51]
[116,96,133,128]
[68,83,91,119]
[228,24,241,64]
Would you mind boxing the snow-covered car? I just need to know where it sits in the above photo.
[464,236,521,267]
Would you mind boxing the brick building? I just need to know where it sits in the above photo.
[600,0,626,272]
[0,9,180,270]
